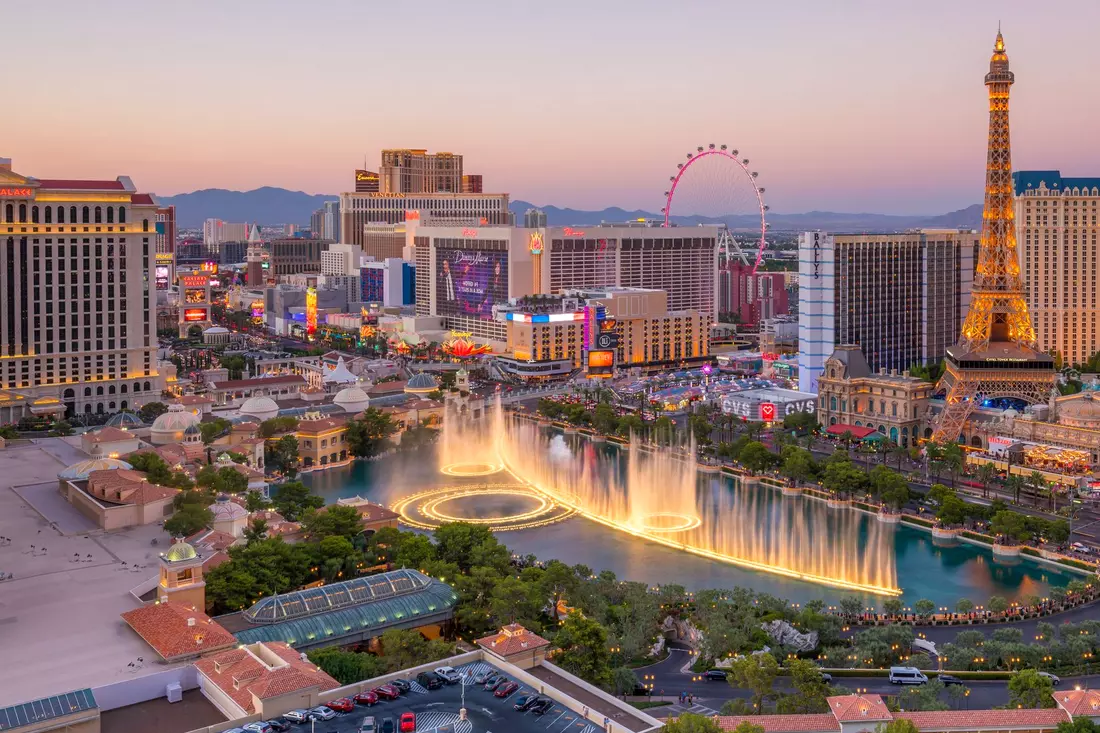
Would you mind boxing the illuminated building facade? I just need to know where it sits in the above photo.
[269,237,331,276]
[380,149,463,193]
[178,273,213,337]
[202,219,249,246]
[354,169,380,193]
[797,229,978,393]
[340,192,511,251]
[1015,170,1100,367]
[718,261,789,325]
[932,30,1056,442]
[0,158,162,418]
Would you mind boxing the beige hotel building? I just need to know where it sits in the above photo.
[1015,171,1100,367]
[0,158,162,421]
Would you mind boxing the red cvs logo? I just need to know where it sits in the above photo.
[759,403,776,421]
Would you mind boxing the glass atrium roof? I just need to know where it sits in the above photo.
[243,568,435,624]
[0,689,96,731]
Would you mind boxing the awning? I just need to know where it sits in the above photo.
[825,424,877,440]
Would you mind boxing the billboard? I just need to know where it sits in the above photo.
[587,349,615,377]
[183,308,207,322]
[250,300,264,319]
[184,288,207,304]
[435,247,507,319]
[155,265,170,290]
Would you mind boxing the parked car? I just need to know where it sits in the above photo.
[359,716,376,733]
[435,666,462,684]
[399,712,416,732]
[531,698,555,715]
[379,717,396,733]
[704,669,728,681]
[326,698,356,713]
[889,667,928,685]
[495,681,520,698]
[514,694,538,711]
[281,710,310,724]
[1038,672,1061,686]
[308,706,337,721]
[484,676,507,691]
[474,670,494,685]
[354,691,379,706]
[390,679,412,693]
[938,674,963,686]
[265,721,292,733]
[417,671,444,690]
[374,684,402,700]
[242,723,273,733]
[222,728,248,733]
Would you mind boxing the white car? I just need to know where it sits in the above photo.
[243,724,273,733]
[1038,671,1061,686]
[434,666,462,684]
[308,706,337,721]
[282,710,310,724]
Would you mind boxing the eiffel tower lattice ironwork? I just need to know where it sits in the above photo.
[931,29,1055,443]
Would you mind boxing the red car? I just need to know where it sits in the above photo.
[494,681,519,698]
[372,684,401,700]
[399,712,416,732]
[353,691,378,706]
[324,697,355,713]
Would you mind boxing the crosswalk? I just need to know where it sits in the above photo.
[456,661,494,685]
[413,710,465,732]
[409,680,429,694]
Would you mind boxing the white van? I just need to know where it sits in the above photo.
[889,667,928,685]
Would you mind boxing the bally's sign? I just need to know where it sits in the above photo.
[812,232,821,280]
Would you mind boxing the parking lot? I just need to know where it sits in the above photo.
[299,661,605,733]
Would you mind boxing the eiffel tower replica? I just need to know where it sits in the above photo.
[931,29,1055,442]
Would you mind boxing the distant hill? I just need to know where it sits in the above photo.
[156,187,337,228]
[153,186,984,232]
[510,200,984,232]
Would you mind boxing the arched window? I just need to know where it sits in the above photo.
[56,206,64,224]
[70,206,77,223]
[144,381,151,391]
[118,206,126,223]
[121,400,128,410]
[142,219,149,232]
[96,386,104,396]
[108,385,116,395]
[84,404,92,414]
[44,206,52,224]
[109,401,116,410]
[830,396,837,410]
[891,402,897,417]
[855,420,862,427]
[18,203,27,222]
[133,382,141,392]
[890,427,899,443]
[31,206,39,223]
[84,387,92,397]
[63,388,75,399]
[4,204,12,222]
[878,424,886,434]
[841,400,847,412]
[96,403,104,414]
[971,435,983,448]
[82,206,90,224]
[879,400,886,414]
[829,417,837,426]
[106,207,114,224]
[120,384,127,394]
[94,206,102,224]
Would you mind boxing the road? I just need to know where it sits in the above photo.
[638,643,1100,716]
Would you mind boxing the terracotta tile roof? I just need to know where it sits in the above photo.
[1056,689,1100,717]
[334,500,399,524]
[827,694,892,722]
[716,715,840,732]
[203,551,231,571]
[187,528,238,552]
[896,709,1069,730]
[85,426,137,443]
[208,375,306,391]
[475,624,551,657]
[121,602,236,661]
[35,179,126,190]
[85,469,179,505]
[367,381,407,394]
[194,642,338,714]
[130,193,155,205]
[296,416,349,435]
[233,421,260,431]
[250,509,286,524]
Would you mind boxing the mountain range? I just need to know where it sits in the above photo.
[156,186,983,232]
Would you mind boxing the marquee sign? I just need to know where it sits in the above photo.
[0,187,34,198]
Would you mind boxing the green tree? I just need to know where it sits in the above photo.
[821,459,869,498]
[378,628,454,673]
[990,510,1030,543]
[780,446,816,486]
[876,720,921,733]
[243,518,268,544]
[914,598,936,618]
[738,441,777,473]
[1008,669,1056,709]
[652,415,676,445]
[987,595,1009,615]
[345,408,398,458]
[301,504,362,540]
[393,534,436,570]
[138,401,169,423]
[265,435,300,478]
[434,522,509,573]
[728,652,780,712]
[490,575,541,627]
[220,354,248,380]
[662,714,723,733]
[783,411,819,435]
[306,646,387,686]
[777,659,830,713]
[200,417,232,445]
[955,598,974,614]
[244,491,270,513]
[271,480,324,521]
[883,597,903,616]
[259,416,300,438]
[611,666,639,695]
[554,612,613,688]
[540,559,579,617]
[689,414,713,446]
[164,503,213,537]
[1055,719,1100,733]
[593,404,620,436]
[203,537,311,613]
[902,679,948,711]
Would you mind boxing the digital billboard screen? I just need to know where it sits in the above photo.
[183,308,207,322]
[155,265,170,290]
[587,349,615,377]
[435,247,507,320]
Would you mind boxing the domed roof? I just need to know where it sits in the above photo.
[151,404,200,435]
[183,422,202,436]
[164,541,197,562]
[58,457,133,481]
[210,494,248,522]
[239,395,280,421]
[105,411,145,429]
[405,372,439,394]
[333,386,370,413]
[203,326,229,334]
[1059,393,1100,426]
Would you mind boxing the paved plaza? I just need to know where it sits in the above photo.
[0,440,185,707]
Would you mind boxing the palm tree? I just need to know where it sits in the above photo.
[976,462,997,499]
[1006,473,1025,504]
[1029,470,1046,508]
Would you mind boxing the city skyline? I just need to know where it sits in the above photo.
[5,0,1100,215]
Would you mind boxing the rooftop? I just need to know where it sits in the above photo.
[120,602,237,662]
[0,689,97,732]
[208,374,306,391]
[476,623,551,657]
[193,642,338,716]
[83,426,136,444]
[1014,170,1100,196]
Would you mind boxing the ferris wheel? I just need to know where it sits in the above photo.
[661,143,769,272]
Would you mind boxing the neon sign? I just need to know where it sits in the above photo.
[762,352,780,361]
[563,227,585,237]
[405,210,421,221]
[528,232,544,255]
[356,171,378,181]
[760,403,777,421]
[461,228,478,237]
[183,308,207,322]
[0,188,33,197]
[179,275,208,288]
[305,286,318,338]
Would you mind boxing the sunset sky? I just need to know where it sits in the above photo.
[4,0,1099,215]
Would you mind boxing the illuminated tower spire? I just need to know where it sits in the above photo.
[930,29,1055,442]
